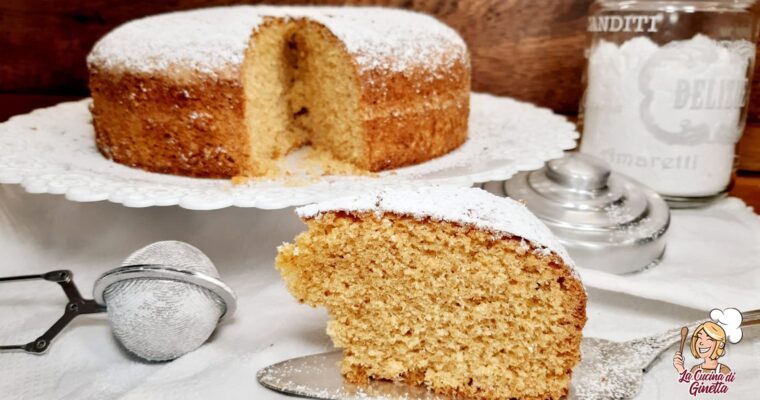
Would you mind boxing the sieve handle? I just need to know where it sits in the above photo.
[0,270,105,354]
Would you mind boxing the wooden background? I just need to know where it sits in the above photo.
[1,0,759,204]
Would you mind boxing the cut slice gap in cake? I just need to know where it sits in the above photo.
[242,18,366,177]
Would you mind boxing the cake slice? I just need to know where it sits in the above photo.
[275,187,586,400]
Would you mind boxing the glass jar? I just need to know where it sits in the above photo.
[579,0,759,208]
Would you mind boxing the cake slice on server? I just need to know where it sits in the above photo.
[275,187,586,400]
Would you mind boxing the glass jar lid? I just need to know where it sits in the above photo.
[504,152,670,274]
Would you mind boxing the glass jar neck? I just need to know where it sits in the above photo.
[596,0,756,12]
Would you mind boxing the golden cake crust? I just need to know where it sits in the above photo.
[359,59,469,171]
[90,67,250,178]
[88,7,470,178]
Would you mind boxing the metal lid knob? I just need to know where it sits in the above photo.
[545,153,611,190]
[503,152,670,274]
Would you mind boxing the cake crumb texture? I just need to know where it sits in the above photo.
[276,189,587,400]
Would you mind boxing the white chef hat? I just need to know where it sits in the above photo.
[710,308,743,344]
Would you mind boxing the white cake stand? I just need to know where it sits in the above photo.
[0,93,577,210]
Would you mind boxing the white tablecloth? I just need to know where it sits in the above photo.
[0,185,757,400]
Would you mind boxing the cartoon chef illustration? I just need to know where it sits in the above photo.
[673,309,743,375]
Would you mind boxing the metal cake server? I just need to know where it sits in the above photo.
[258,309,760,400]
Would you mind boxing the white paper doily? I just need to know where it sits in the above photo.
[0,93,577,210]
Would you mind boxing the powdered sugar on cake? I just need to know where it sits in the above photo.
[87,6,467,77]
[296,187,577,270]
[301,7,467,72]
[88,7,264,77]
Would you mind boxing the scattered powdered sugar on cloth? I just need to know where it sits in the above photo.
[87,5,467,77]
[296,186,577,271]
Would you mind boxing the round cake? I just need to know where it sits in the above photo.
[87,6,471,178]
[276,187,587,400]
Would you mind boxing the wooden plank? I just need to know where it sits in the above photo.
[0,94,83,123]
[0,1,758,169]
[730,173,760,210]
[738,123,760,171]
[0,0,591,114]
[6,0,760,118]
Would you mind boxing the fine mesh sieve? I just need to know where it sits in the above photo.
[93,241,236,361]
[0,241,237,361]
[123,240,222,275]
